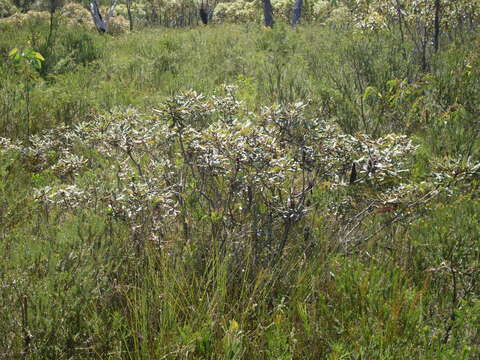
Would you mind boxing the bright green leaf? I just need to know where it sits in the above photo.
[8,48,18,57]
[33,52,45,61]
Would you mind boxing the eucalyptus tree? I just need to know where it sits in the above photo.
[126,0,133,30]
[262,0,274,27]
[291,0,302,25]
[199,0,209,24]
[89,0,118,33]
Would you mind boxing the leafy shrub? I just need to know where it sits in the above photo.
[2,88,477,262]
[1,9,50,27]
[213,0,260,24]
[1,2,129,34]
[0,0,18,18]
[1,86,480,357]
[311,0,333,22]
[60,1,95,29]
[61,28,103,66]
[115,2,148,25]
[108,12,129,34]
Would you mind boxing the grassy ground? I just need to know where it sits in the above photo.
[0,19,479,359]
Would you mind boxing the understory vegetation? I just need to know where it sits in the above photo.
[1,1,480,358]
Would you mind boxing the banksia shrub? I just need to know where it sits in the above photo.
[0,2,129,34]
[1,10,50,27]
[60,2,95,29]
[213,0,260,24]
[2,87,479,260]
[108,13,130,34]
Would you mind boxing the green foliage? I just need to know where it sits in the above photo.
[1,9,480,358]
[61,29,103,66]
[8,47,44,73]
[12,0,36,12]
[7,47,44,136]
[213,0,260,24]
[0,0,18,18]
[255,24,306,103]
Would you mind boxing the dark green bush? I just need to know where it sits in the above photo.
[61,29,103,66]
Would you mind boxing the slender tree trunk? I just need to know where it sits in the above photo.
[394,0,407,60]
[127,0,133,31]
[46,0,56,50]
[199,5,208,25]
[421,22,428,72]
[292,0,303,26]
[262,0,274,28]
[433,0,441,52]
[394,0,404,43]
[147,0,158,24]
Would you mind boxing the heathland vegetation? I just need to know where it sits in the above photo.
[1,0,479,358]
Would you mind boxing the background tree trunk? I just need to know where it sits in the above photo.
[263,0,274,28]
[292,0,303,26]
[126,0,133,31]
[433,0,441,52]
[89,0,118,34]
[90,0,107,33]
[199,6,208,25]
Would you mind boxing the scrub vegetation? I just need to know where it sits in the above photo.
[1,0,479,358]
